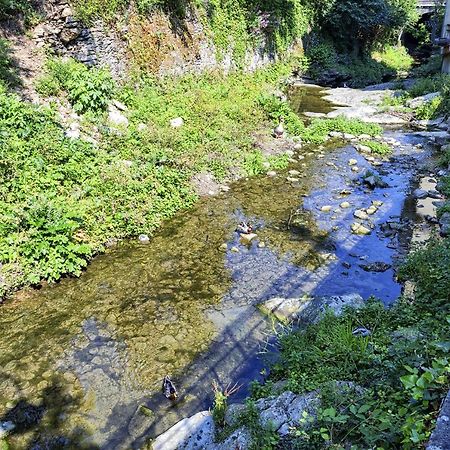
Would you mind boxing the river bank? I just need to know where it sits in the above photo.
[1,80,449,449]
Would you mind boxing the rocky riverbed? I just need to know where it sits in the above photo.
[1,83,448,449]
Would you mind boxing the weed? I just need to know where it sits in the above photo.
[360,140,392,156]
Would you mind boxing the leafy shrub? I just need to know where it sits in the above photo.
[372,45,414,73]
[415,95,443,120]
[37,58,115,113]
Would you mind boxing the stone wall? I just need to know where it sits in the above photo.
[32,1,301,79]
[33,0,128,79]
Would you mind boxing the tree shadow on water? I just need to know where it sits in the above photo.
[0,372,97,449]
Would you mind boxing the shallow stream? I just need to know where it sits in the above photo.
[0,85,434,449]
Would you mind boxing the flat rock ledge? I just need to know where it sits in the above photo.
[258,293,365,324]
[427,391,450,450]
[152,382,361,450]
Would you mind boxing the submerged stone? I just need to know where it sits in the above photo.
[258,293,364,324]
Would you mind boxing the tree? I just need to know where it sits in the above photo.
[322,0,393,55]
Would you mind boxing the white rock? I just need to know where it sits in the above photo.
[354,209,369,220]
[258,294,364,324]
[358,145,372,153]
[366,205,377,215]
[138,234,150,244]
[321,205,332,212]
[65,129,80,139]
[288,170,300,176]
[340,201,351,209]
[294,143,303,150]
[285,150,295,157]
[407,91,441,108]
[153,411,215,450]
[348,159,358,166]
[351,223,371,235]
[351,166,360,172]
[108,106,129,127]
[267,171,277,177]
[170,117,184,128]
[262,161,271,169]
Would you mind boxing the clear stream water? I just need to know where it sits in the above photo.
[0,86,432,449]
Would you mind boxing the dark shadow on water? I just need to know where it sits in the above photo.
[0,372,96,449]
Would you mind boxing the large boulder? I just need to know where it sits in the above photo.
[152,411,215,450]
[407,92,441,109]
[258,294,365,324]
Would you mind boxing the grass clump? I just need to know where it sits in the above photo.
[360,140,391,156]
[301,117,382,144]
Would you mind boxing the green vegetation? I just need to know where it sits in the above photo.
[360,140,392,156]
[37,58,115,114]
[381,73,450,120]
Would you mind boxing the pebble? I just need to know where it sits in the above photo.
[258,242,266,248]
[366,206,377,215]
[358,145,372,153]
[372,200,384,207]
[351,223,371,235]
[340,201,351,208]
[288,170,300,176]
[354,209,369,220]
[351,166,360,172]
[267,171,277,177]
[348,159,358,166]
[138,234,150,244]
[321,205,332,212]
[240,233,258,245]
[231,247,239,253]
[219,243,228,251]
[287,177,299,183]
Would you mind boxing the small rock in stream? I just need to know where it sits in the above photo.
[340,201,351,208]
[351,223,371,235]
[354,209,369,220]
[359,262,392,272]
[413,189,428,199]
